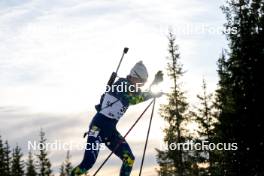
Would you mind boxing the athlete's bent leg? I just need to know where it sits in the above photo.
[71,125,102,176]
[104,130,135,176]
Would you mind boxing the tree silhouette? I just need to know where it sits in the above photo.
[26,151,37,176]
[59,151,72,176]
[3,141,11,176]
[156,31,192,176]
[36,129,52,176]
[191,79,219,175]
[11,145,24,176]
[216,0,264,175]
[0,136,4,175]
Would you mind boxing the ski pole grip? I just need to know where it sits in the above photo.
[123,47,129,54]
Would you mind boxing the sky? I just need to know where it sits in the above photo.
[0,0,227,175]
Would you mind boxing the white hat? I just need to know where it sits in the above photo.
[129,61,148,81]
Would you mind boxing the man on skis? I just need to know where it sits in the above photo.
[71,61,163,176]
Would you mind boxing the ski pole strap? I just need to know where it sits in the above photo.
[92,99,155,176]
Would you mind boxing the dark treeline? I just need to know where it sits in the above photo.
[156,0,263,176]
[0,130,72,176]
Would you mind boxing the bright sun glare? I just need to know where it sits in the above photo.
[150,84,162,94]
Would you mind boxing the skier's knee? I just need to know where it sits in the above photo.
[122,152,135,167]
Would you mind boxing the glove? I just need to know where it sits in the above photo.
[153,92,164,98]
[152,71,164,85]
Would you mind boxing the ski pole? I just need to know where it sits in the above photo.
[139,98,156,176]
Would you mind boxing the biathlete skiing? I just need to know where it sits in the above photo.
[71,59,164,176]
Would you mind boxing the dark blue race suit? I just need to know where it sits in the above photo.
[71,78,153,176]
